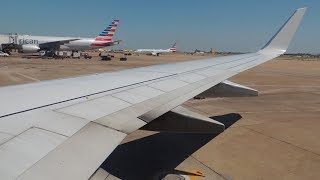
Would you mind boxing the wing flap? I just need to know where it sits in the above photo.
[0,110,90,138]
[0,128,67,180]
[17,122,126,180]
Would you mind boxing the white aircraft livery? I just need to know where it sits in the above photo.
[0,8,306,179]
[135,42,177,56]
[0,19,120,53]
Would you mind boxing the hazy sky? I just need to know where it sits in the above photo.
[0,0,319,53]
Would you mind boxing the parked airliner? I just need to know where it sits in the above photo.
[0,19,120,53]
[135,42,177,56]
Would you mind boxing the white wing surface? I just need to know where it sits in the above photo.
[0,8,306,179]
[38,39,80,50]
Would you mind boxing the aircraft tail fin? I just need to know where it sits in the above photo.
[169,42,177,52]
[95,19,119,42]
[260,8,306,54]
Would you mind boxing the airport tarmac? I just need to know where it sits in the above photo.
[0,54,319,180]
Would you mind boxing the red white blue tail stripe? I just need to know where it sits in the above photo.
[94,19,119,42]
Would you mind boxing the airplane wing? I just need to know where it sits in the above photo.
[92,40,122,47]
[0,8,306,179]
[39,39,80,50]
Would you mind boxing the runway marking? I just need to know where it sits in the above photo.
[15,73,40,82]
[249,70,320,78]
[237,110,320,114]
[189,155,228,180]
[188,170,205,180]
[243,84,320,88]
[243,126,320,157]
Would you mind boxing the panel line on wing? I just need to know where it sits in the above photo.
[0,74,178,119]
[227,58,260,70]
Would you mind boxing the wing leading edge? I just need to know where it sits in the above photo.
[0,8,306,180]
[39,39,80,50]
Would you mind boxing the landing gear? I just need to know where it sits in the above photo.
[41,50,63,59]
[43,51,56,58]
[71,51,81,59]
[3,49,11,55]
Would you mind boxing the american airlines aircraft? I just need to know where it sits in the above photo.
[1,19,121,53]
[0,8,306,179]
[135,42,177,56]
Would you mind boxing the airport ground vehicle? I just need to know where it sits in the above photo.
[0,51,9,57]
[120,57,127,61]
[83,53,92,59]
[135,42,177,56]
[101,55,112,61]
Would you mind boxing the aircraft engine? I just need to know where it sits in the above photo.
[20,44,40,53]
[151,52,159,56]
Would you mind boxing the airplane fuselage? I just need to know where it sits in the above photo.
[135,42,176,56]
[135,49,172,53]
[17,35,102,51]
[1,19,120,53]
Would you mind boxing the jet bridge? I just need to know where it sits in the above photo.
[0,35,9,51]
[0,34,19,52]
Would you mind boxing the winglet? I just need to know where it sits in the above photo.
[260,8,306,55]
